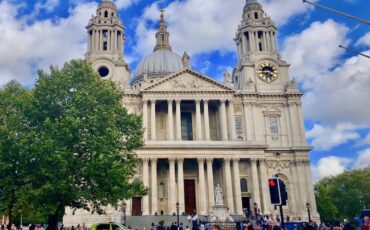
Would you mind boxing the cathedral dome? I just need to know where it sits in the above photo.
[132,10,184,83]
[133,49,183,79]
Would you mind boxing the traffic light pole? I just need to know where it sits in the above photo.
[279,205,285,228]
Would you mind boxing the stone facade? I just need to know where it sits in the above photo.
[63,0,319,226]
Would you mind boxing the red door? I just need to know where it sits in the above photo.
[184,180,196,215]
[132,197,142,215]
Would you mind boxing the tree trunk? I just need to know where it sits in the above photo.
[7,204,13,230]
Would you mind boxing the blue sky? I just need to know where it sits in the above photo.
[0,0,370,182]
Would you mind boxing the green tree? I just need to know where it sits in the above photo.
[27,60,145,229]
[0,81,35,230]
[315,167,370,222]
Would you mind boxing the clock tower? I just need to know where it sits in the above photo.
[233,0,290,93]
[85,0,130,89]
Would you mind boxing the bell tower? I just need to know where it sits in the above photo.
[233,0,290,92]
[86,0,130,89]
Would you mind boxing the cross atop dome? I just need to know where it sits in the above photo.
[154,9,172,51]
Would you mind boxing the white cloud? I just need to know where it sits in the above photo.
[356,32,370,47]
[0,1,97,87]
[281,20,350,87]
[353,149,370,169]
[133,0,317,58]
[311,156,353,182]
[357,132,370,146]
[306,124,360,151]
[115,0,140,10]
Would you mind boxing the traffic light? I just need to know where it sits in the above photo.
[269,178,281,205]
[279,179,288,206]
[268,177,289,206]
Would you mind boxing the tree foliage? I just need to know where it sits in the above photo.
[0,81,35,229]
[0,60,146,229]
[315,167,370,222]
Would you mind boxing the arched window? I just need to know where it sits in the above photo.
[254,12,258,19]
[240,178,248,192]
[104,11,108,18]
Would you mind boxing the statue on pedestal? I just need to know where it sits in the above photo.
[215,184,224,206]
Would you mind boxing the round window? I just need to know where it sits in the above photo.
[98,66,109,78]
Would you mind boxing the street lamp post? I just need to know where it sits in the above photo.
[176,202,180,230]
[306,202,311,222]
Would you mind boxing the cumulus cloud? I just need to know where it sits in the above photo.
[357,132,370,147]
[115,0,140,10]
[133,0,317,58]
[353,149,370,169]
[311,156,353,183]
[306,124,360,151]
[0,1,97,87]
[356,32,370,47]
[281,20,350,87]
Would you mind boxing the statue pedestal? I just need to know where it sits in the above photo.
[209,205,234,222]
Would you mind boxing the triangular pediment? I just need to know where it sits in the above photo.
[143,69,235,92]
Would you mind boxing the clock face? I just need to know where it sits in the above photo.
[256,62,279,83]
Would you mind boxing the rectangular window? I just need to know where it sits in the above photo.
[103,42,108,50]
[269,116,279,136]
[103,30,108,38]
[235,117,243,135]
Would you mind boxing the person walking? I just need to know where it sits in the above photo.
[361,216,370,230]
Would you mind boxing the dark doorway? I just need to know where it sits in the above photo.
[242,197,251,212]
[181,112,193,140]
[132,197,142,215]
[184,180,196,214]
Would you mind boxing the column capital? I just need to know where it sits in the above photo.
[228,99,234,103]
[206,158,213,163]
[142,157,150,163]
[150,158,158,163]
[167,99,174,103]
[175,99,182,104]
[250,158,259,163]
[177,157,184,163]
[168,157,176,162]
[232,157,240,162]
[203,99,209,103]
[197,157,205,163]
[220,99,227,103]
[224,158,232,163]
[143,99,149,103]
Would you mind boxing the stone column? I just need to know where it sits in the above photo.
[259,159,271,213]
[250,31,255,52]
[169,158,176,214]
[206,158,215,208]
[197,158,207,215]
[151,158,158,215]
[142,100,148,141]
[195,99,203,140]
[142,158,150,215]
[151,100,156,141]
[224,158,234,213]
[251,159,261,209]
[204,100,211,141]
[114,30,117,50]
[232,158,243,214]
[167,100,174,141]
[297,103,307,145]
[176,100,182,141]
[228,100,236,140]
[296,160,308,216]
[99,30,103,50]
[304,160,317,215]
[242,32,247,53]
[177,158,185,214]
[220,99,228,141]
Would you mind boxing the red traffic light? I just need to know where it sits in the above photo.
[269,179,276,187]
